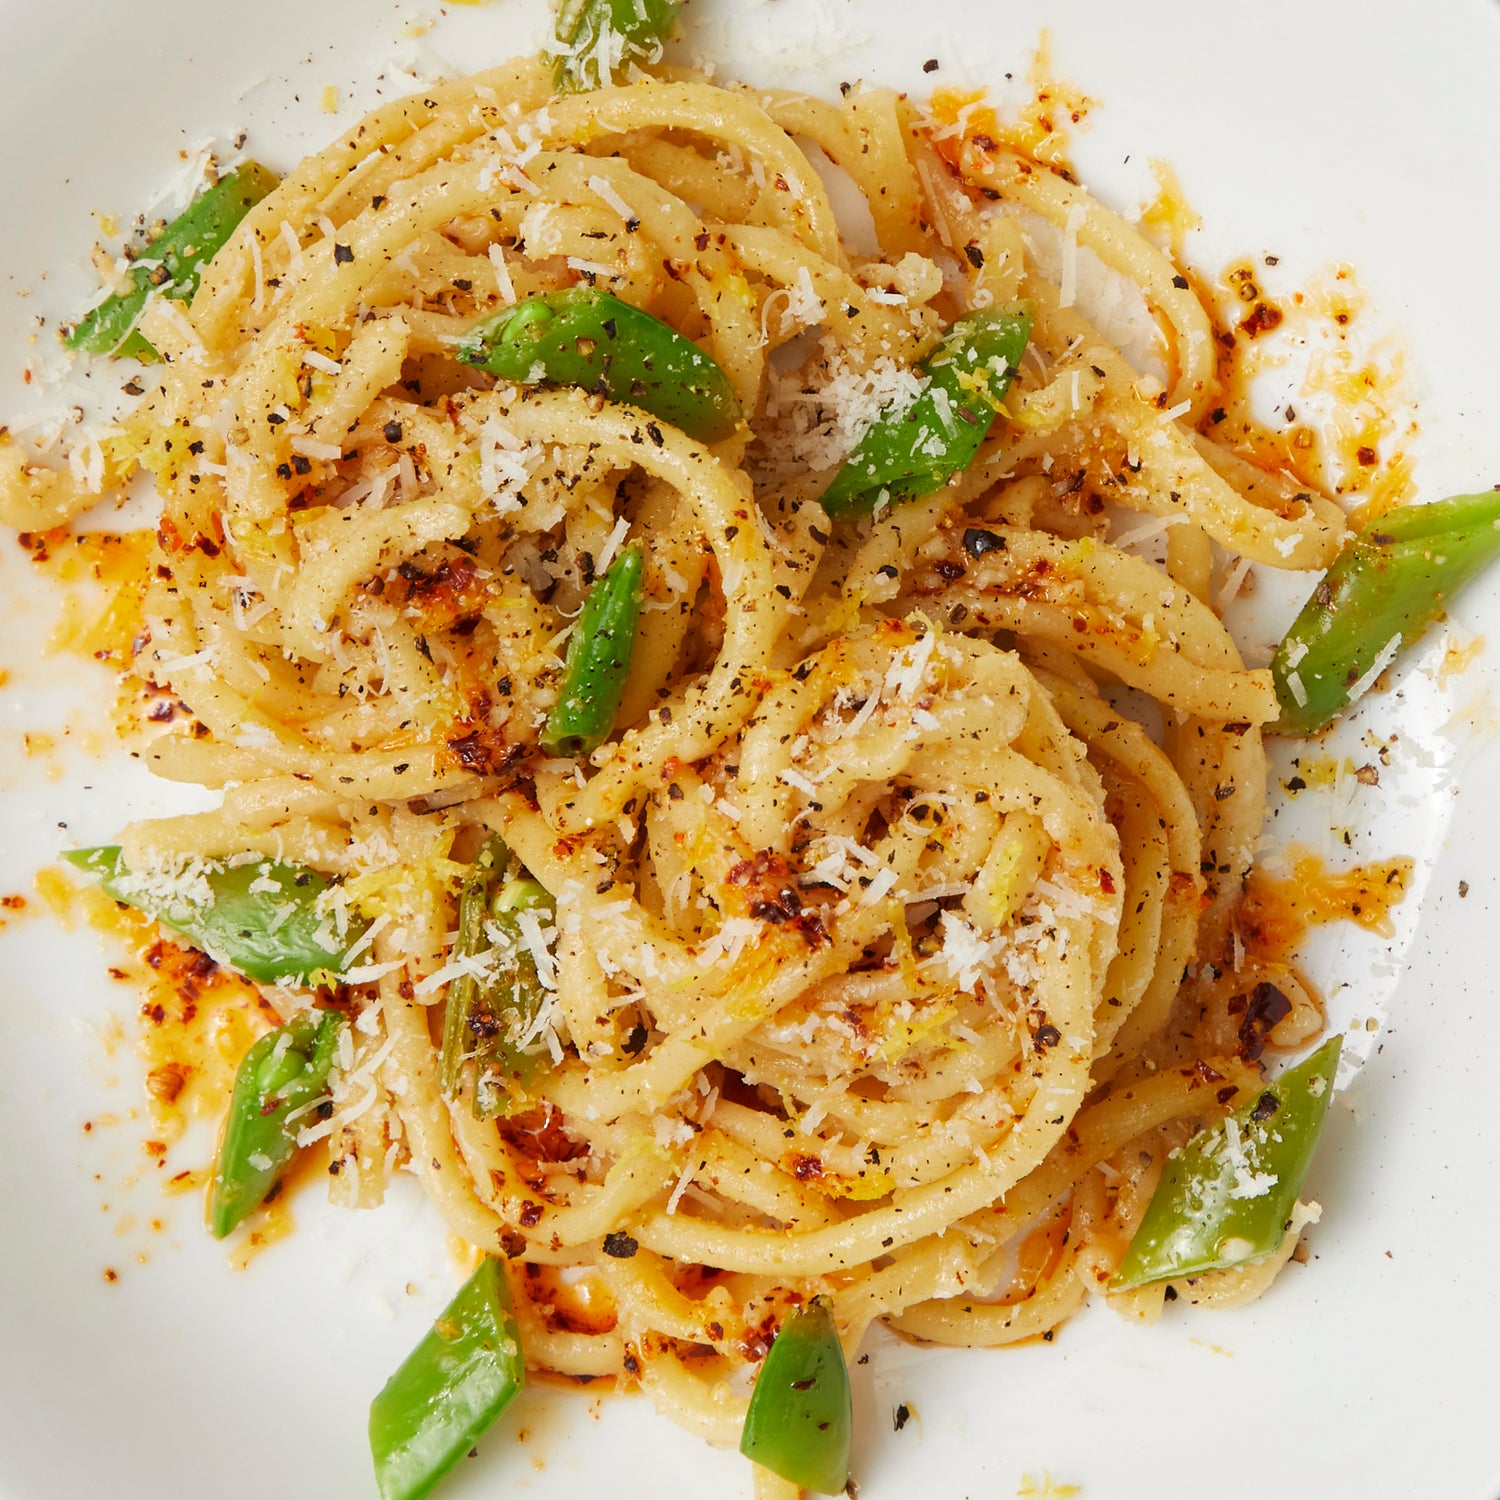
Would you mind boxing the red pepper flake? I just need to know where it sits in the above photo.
[1238,302,1283,338]
[1236,981,1292,1060]
[446,724,517,776]
[1189,1059,1226,1088]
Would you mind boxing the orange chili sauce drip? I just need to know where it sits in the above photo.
[1239,846,1414,955]
[37,867,280,1141]
[17,526,175,733]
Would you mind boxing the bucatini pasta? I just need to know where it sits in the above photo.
[0,25,1380,1497]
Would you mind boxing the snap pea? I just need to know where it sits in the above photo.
[369,1257,526,1500]
[209,1007,346,1238]
[455,288,742,444]
[439,836,555,1117]
[549,0,682,93]
[67,161,279,361]
[64,845,363,985]
[1271,489,1500,735]
[540,542,644,758]
[472,872,554,1116]
[739,1297,853,1496]
[1110,1034,1342,1290]
[819,302,1033,518]
[439,836,509,1099]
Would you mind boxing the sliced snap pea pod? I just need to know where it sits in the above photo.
[549,0,682,93]
[739,1297,853,1496]
[1110,1034,1342,1291]
[819,301,1033,518]
[369,1257,526,1500]
[1271,489,1500,735]
[439,836,510,1099]
[64,845,363,985]
[209,1007,346,1238]
[472,872,555,1118]
[455,288,742,443]
[540,542,644,758]
[439,837,555,1117]
[67,161,279,361]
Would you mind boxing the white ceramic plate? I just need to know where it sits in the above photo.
[2,3,1499,1497]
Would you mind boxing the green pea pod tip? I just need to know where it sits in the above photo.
[1271,488,1500,736]
[1110,1034,1343,1292]
[209,1006,347,1239]
[539,541,645,759]
[739,1296,853,1496]
[65,160,279,361]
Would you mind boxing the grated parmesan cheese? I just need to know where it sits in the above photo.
[586,174,640,225]
[290,435,343,462]
[594,515,631,575]
[1215,555,1255,613]
[756,342,924,478]
[487,246,514,315]
[664,1156,700,1216]
[1344,632,1403,708]
[1221,1116,1278,1200]
[477,413,542,514]
[301,349,342,377]
[778,766,820,798]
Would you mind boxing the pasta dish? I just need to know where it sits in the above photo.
[4,11,1475,1497]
